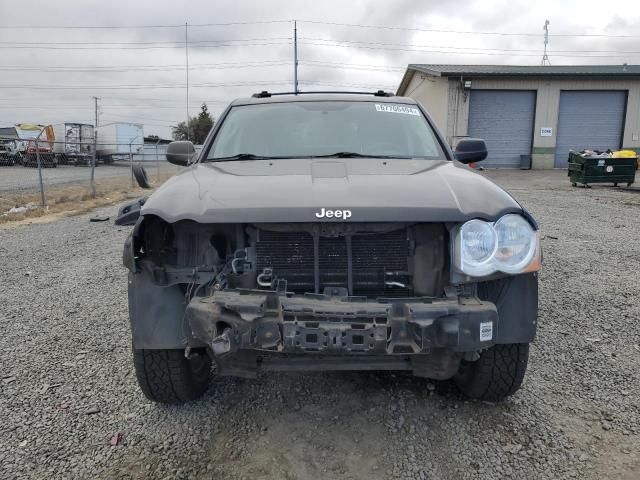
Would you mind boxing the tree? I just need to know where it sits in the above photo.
[172,103,214,144]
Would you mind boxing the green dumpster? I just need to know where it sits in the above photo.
[568,151,637,188]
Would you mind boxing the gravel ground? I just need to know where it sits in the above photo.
[0,162,177,193]
[0,170,638,479]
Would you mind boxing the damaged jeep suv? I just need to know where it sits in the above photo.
[119,91,540,404]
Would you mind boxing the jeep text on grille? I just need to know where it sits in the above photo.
[315,208,352,219]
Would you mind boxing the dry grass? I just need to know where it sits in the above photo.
[0,174,173,226]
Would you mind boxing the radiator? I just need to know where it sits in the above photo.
[254,228,411,297]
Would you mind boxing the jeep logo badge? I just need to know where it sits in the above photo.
[315,208,352,220]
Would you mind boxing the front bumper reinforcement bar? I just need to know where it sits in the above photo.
[186,290,499,356]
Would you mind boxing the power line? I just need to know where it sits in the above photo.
[299,80,396,89]
[0,20,293,30]
[5,56,639,76]
[300,37,640,55]
[99,118,178,128]
[0,18,636,38]
[0,40,292,50]
[302,60,411,71]
[298,20,640,38]
[0,81,293,90]
[0,37,291,46]
[0,96,230,104]
[300,40,640,58]
[1,32,638,57]
[0,102,228,109]
[0,104,223,109]
[0,81,394,91]
[0,61,291,72]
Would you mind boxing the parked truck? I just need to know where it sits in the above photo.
[0,124,56,167]
[95,122,144,164]
[51,123,95,166]
[0,128,20,166]
[0,139,19,166]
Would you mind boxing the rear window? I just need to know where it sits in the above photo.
[207,101,445,160]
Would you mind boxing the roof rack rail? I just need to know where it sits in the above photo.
[251,90,394,98]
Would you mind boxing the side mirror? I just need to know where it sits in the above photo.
[454,138,488,164]
[166,140,196,166]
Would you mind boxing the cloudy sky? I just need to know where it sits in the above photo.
[0,0,638,139]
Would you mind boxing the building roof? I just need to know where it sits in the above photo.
[409,64,640,77]
[144,136,172,144]
[397,64,640,95]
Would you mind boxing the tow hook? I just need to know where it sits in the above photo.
[211,328,233,355]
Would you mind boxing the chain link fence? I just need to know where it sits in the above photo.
[1,135,185,219]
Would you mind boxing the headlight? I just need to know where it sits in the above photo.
[457,219,498,276]
[454,214,540,277]
[493,214,537,273]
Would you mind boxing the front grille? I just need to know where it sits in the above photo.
[255,228,411,297]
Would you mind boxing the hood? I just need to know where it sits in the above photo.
[142,158,522,223]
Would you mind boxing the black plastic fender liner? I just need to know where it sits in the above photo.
[478,272,538,344]
[128,272,200,349]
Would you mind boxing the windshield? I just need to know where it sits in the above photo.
[206,101,446,160]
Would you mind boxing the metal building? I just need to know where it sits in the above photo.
[396,65,640,168]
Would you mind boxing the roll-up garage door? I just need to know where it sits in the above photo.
[554,91,626,168]
[467,90,536,168]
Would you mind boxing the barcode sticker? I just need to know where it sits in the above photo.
[375,104,420,115]
[480,322,493,342]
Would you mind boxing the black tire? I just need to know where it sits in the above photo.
[454,343,529,401]
[133,165,151,189]
[133,348,211,404]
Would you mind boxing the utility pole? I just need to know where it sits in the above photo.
[93,96,100,128]
[293,20,299,94]
[541,20,550,66]
[35,126,47,206]
[185,22,190,140]
[91,96,99,196]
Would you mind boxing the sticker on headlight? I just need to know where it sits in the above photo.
[375,104,420,115]
[479,322,493,342]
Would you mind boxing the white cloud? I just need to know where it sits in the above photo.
[0,0,638,138]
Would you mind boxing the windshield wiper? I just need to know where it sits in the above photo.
[207,153,281,162]
[207,152,416,162]
[310,152,413,159]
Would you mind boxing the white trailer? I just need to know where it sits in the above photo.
[95,122,144,163]
[51,123,95,165]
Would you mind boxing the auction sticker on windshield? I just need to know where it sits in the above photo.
[375,104,420,115]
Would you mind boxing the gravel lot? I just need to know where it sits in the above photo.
[0,170,638,479]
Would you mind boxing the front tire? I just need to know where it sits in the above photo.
[454,343,529,401]
[133,348,211,404]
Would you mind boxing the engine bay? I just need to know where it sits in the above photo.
[129,217,449,299]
